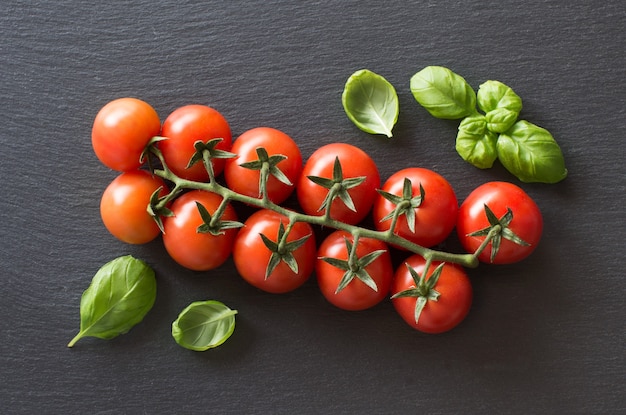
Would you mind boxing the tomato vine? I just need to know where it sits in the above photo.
[146,137,482,269]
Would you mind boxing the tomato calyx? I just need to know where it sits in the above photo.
[467,204,530,263]
[188,138,237,181]
[196,200,244,236]
[377,178,425,234]
[259,221,312,279]
[239,147,293,200]
[141,136,170,171]
[391,260,443,324]
[307,157,366,219]
[319,234,387,294]
[147,186,175,233]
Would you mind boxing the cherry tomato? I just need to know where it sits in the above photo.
[316,230,393,311]
[159,105,232,182]
[92,98,161,171]
[457,181,543,264]
[297,143,380,225]
[100,170,168,244]
[373,167,458,248]
[392,255,472,334]
[224,127,302,204]
[233,209,316,294]
[162,190,238,271]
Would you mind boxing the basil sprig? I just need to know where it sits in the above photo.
[411,66,567,184]
[342,69,399,138]
[68,255,157,347]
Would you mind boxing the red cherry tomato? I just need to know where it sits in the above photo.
[159,105,232,182]
[457,181,543,264]
[162,190,238,271]
[233,209,316,294]
[316,230,393,311]
[100,170,168,244]
[373,167,458,248]
[92,98,161,171]
[392,255,472,334]
[224,127,302,204]
[297,143,380,225]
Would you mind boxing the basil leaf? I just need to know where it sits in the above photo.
[485,108,520,134]
[342,69,399,138]
[68,255,157,347]
[410,66,476,119]
[497,120,568,183]
[477,80,523,133]
[456,114,498,169]
[172,300,237,351]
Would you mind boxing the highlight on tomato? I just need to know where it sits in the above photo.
[391,255,472,334]
[456,181,543,264]
[232,209,316,294]
[100,170,168,244]
[91,97,161,171]
[316,230,393,311]
[373,167,458,248]
[297,143,380,225]
[162,190,239,271]
[159,104,232,182]
[224,127,302,204]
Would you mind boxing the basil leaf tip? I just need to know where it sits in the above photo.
[172,300,237,351]
[342,69,399,138]
[68,255,157,347]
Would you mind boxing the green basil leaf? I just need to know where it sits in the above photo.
[477,80,523,133]
[68,255,157,347]
[172,300,237,351]
[455,115,498,169]
[410,66,476,119]
[342,69,399,138]
[485,108,520,134]
[497,120,568,183]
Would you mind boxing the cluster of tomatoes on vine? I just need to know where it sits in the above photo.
[92,97,544,334]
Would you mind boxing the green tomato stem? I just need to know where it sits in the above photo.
[153,168,479,269]
[471,224,502,260]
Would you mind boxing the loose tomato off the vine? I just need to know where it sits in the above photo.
[159,104,233,182]
[392,255,472,334]
[92,97,161,171]
[233,209,316,294]
[100,170,168,244]
[457,181,543,264]
[373,167,458,248]
[224,127,302,204]
[297,143,380,225]
[162,190,239,271]
[316,230,393,311]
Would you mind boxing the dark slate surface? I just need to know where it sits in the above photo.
[1,1,625,414]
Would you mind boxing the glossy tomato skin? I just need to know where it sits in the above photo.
[297,143,380,225]
[373,167,458,248]
[92,98,161,171]
[392,255,472,334]
[457,181,543,264]
[316,230,393,311]
[233,209,316,294]
[100,170,168,244]
[162,190,238,271]
[159,105,232,182]
[224,127,302,204]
